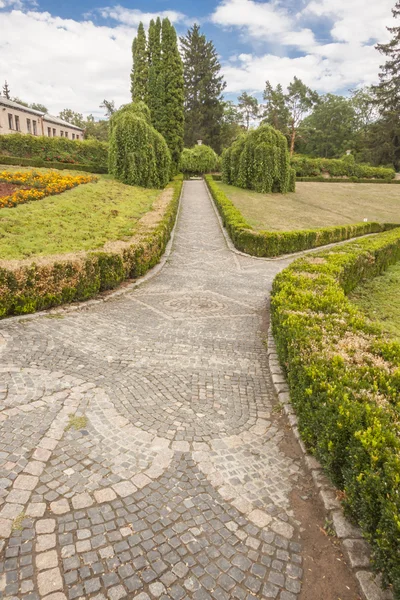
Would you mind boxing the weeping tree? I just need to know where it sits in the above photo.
[180,144,219,175]
[222,125,295,194]
[109,102,171,189]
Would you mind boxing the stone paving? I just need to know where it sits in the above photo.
[0,180,309,599]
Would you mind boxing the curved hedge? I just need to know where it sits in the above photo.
[292,154,395,180]
[180,145,219,175]
[108,103,171,189]
[0,134,108,170]
[271,229,400,594]
[222,125,296,194]
[0,176,183,318]
[205,175,394,257]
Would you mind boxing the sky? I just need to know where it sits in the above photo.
[0,0,396,119]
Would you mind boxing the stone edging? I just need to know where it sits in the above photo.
[266,324,393,600]
[0,181,186,328]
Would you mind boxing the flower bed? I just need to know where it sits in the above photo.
[271,229,400,594]
[0,170,97,209]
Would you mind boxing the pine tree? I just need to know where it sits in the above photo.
[159,18,184,174]
[237,92,259,130]
[3,81,11,99]
[262,82,289,133]
[131,22,148,103]
[147,18,164,132]
[181,24,226,153]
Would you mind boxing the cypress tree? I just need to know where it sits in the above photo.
[131,22,148,103]
[181,24,226,153]
[159,18,184,174]
[147,18,164,132]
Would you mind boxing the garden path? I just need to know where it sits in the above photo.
[0,180,359,600]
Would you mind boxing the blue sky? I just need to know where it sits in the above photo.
[0,0,395,118]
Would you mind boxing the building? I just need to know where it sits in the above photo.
[0,97,84,139]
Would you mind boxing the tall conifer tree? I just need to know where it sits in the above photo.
[147,18,164,132]
[159,18,184,173]
[131,22,148,103]
[181,24,226,153]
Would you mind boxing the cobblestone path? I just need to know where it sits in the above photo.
[1,181,310,600]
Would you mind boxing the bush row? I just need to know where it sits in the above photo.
[0,155,107,174]
[292,154,395,180]
[270,229,400,595]
[0,134,108,170]
[296,176,400,184]
[204,175,392,257]
[0,176,183,318]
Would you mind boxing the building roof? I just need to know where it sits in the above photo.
[0,96,85,132]
[42,114,84,132]
[0,96,44,116]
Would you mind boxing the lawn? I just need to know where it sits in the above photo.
[0,167,159,259]
[349,261,400,342]
[216,181,400,231]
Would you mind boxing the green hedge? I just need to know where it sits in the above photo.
[0,176,183,318]
[0,134,108,170]
[180,144,219,175]
[205,175,393,257]
[271,229,400,595]
[0,155,107,174]
[222,125,296,194]
[296,176,400,184]
[292,154,395,180]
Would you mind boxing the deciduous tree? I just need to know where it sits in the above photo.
[237,92,259,130]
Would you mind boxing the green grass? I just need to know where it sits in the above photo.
[349,261,400,342]
[217,181,400,231]
[0,168,159,259]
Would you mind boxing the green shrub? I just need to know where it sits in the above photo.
[296,176,400,184]
[271,229,400,595]
[0,134,108,169]
[108,102,171,189]
[0,155,107,174]
[180,144,219,175]
[222,125,296,194]
[205,175,393,257]
[0,176,183,318]
[292,154,395,180]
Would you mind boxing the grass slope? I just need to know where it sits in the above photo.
[217,181,400,231]
[350,261,400,342]
[0,173,159,259]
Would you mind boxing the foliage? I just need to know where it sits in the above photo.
[84,115,109,142]
[237,92,259,131]
[147,18,164,133]
[220,101,245,150]
[0,134,108,169]
[159,19,184,174]
[298,94,358,158]
[262,82,289,133]
[0,176,183,318]
[3,81,10,99]
[0,169,96,209]
[30,103,48,113]
[291,154,395,179]
[108,102,171,189]
[131,22,148,103]
[181,24,226,153]
[59,109,85,128]
[222,125,296,194]
[270,228,400,594]
[0,155,106,173]
[205,175,389,257]
[180,145,219,175]
[100,99,116,118]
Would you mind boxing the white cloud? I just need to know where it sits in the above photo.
[98,5,188,27]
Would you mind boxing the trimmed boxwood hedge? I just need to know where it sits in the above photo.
[0,155,107,174]
[270,229,400,595]
[292,154,395,180]
[296,176,400,184]
[0,134,108,170]
[205,175,394,257]
[0,176,183,318]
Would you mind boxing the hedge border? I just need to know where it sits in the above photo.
[0,155,107,174]
[0,175,183,318]
[296,176,400,184]
[204,175,397,258]
[270,229,400,596]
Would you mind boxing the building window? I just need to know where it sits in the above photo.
[76,134,79,140]
[53,128,56,137]
[60,131,64,137]
[8,113,14,130]
[15,116,20,131]
[72,133,75,140]
[47,127,51,137]
[32,120,37,135]
[27,118,31,133]
[65,131,68,138]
